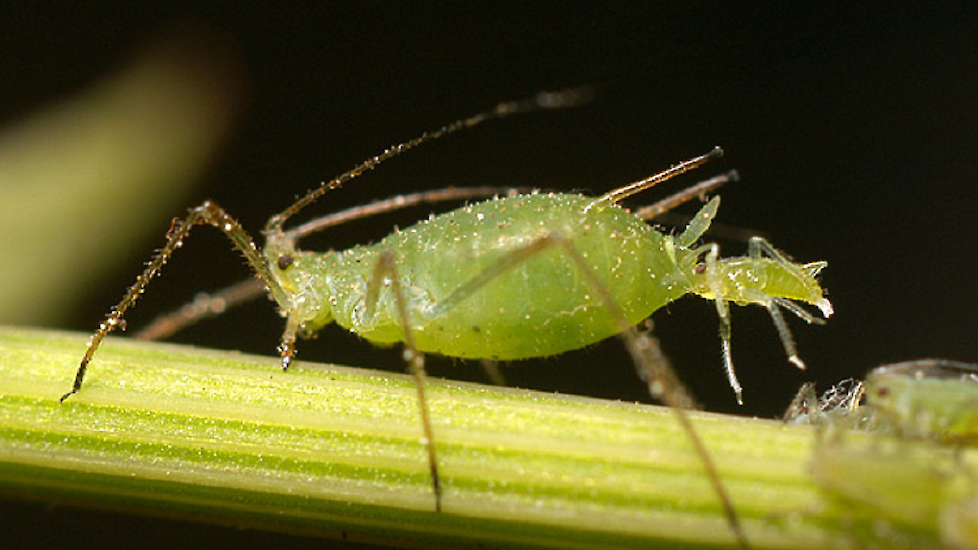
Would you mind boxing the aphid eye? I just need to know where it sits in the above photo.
[876,387,889,397]
[695,263,707,274]
[277,254,295,270]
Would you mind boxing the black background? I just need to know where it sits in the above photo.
[3,3,977,549]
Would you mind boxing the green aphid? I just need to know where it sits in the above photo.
[865,359,978,444]
[60,88,832,546]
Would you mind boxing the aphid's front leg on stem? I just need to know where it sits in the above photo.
[278,316,300,371]
[61,201,286,403]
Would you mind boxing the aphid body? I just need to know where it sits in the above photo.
[271,191,830,370]
[864,359,978,444]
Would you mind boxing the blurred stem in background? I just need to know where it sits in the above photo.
[0,32,245,324]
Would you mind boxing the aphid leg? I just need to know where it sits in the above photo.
[61,201,287,403]
[749,236,832,319]
[745,236,831,370]
[623,324,748,548]
[285,186,535,241]
[675,197,721,248]
[629,321,698,408]
[267,87,593,233]
[365,250,443,512]
[479,360,507,386]
[278,316,300,371]
[696,242,743,404]
[134,278,266,341]
[431,234,748,548]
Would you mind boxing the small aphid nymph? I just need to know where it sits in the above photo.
[864,358,978,443]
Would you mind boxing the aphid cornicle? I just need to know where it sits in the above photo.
[62,88,831,546]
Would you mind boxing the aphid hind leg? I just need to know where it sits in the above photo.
[364,250,443,512]
[61,201,286,403]
[430,233,749,547]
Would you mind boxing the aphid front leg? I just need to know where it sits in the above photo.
[364,250,443,512]
[61,201,286,403]
[695,241,743,404]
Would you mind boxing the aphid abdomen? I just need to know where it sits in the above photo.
[327,193,692,360]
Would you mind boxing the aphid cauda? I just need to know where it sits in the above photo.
[62,88,831,546]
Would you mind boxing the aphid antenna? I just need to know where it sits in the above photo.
[633,169,739,221]
[584,146,724,212]
[265,86,594,235]
[284,185,536,241]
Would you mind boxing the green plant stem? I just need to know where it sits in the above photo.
[0,326,951,549]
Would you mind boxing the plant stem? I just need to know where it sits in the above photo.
[0,326,956,549]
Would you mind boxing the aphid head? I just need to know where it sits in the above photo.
[265,245,336,332]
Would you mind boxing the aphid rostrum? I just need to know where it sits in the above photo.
[61,89,831,545]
